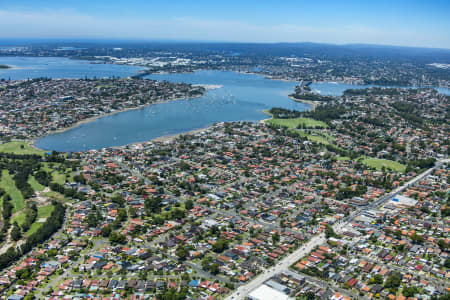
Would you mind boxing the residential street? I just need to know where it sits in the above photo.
[226,160,448,300]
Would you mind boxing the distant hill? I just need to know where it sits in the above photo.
[1,39,450,63]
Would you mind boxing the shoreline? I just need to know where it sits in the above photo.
[30,69,311,152]
[32,92,209,151]
[0,64,13,70]
[192,84,223,90]
[150,127,208,143]
[288,95,317,109]
[259,110,274,123]
[33,88,314,152]
[104,127,210,150]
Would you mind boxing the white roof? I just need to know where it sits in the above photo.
[248,284,292,300]
[391,194,417,207]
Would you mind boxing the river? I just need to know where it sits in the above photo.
[33,70,308,152]
[1,57,448,152]
[0,56,145,80]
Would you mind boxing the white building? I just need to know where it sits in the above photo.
[247,284,292,300]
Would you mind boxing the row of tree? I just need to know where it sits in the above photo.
[20,204,38,232]
[0,190,12,242]
[0,201,65,270]
[13,168,34,199]
[49,182,86,200]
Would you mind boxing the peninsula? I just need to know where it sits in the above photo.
[0,78,205,140]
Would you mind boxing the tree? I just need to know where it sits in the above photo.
[370,274,383,285]
[2,194,13,220]
[304,291,317,300]
[185,199,194,210]
[86,213,98,228]
[111,194,125,206]
[176,247,188,260]
[444,258,450,269]
[209,263,219,275]
[101,225,112,237]
[179,161,191,171]
[117,208,127,222]
[73,174,86,184]
[325,224,338,239]
[171,208,186,220]
[47,249,58,257]
[437,239,448,251]
[157,287,188,300]
[212,239,229,253]
[410,233,424,244]
[16,267,32,280]
[201,256,212,270]
[129,206,137,218]
[11,222,22,241]
[272,232,280,244]
[109,232,126,244]
[145,197,162,213]
[430,294,450,300]
[384,274,401,289]
[402,286,419,298]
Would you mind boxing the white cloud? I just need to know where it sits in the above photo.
[0,9,448,48]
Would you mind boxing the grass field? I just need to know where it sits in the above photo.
[359,157,406,173]
[266,117,328,129]
[0,141,46,156]
[0,170,25,213]
[11,210,27,226]
[41,163,73,185]
[336,156,351,161]
[28,176,45,192]
[292,129,333,145]
[52,171,67,185]
[44,190,66,202]
[26,205,54,236]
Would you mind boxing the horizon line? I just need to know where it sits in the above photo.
[0,38,449,51]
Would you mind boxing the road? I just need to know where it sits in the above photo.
[226,159,448,300]
[114,154,448,300]
[36,238,108,298]
[227,233,326,300]
[283,270,367,300]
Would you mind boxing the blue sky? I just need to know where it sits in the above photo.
[1,0,449,48]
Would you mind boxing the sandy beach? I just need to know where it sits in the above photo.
[193,84,223,90]
[103,127,210,151]
[151,127,208,142]
[288,95,317,109]
[259,110,274,123]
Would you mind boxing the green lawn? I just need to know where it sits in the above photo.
[359,157,406,173]
[292,129,332,145]
[0,141,46,156]
[266,117,328,129]
[0,170,25,213]
[336,156,351,161]
[26,205,54,236]
[11,210,27,226]
[41,163,73,184]
[28,176,45,192]
[52,171,67,185]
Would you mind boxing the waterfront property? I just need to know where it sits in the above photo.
[36,71,310,151]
